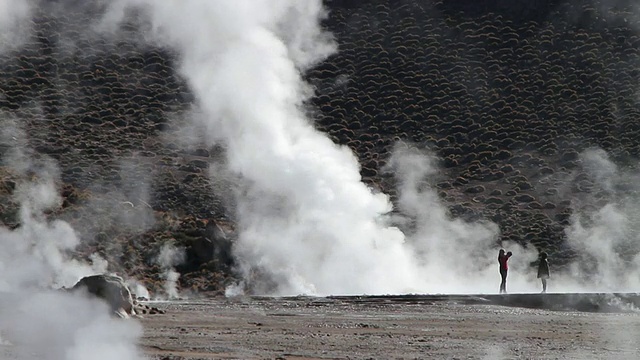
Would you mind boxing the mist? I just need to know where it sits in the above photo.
[0,114,101,290]
[0,0,33,53]
[559,148,640,292]
[4,0,640,359]
[0,291,143,360]
[155,243,185,299]
[0,113,143,357]
[91,0,548,296]
[2,0,636,306]
[387,143,541,294]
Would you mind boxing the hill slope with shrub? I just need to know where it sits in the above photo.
[1,0,640,294]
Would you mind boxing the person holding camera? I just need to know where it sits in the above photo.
[498,249,513,294]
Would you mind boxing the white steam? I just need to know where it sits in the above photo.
[1,0,634,313]
[155,243,185,299]
[0,0,33,53]
[0,115,105,290]
[388,144,540,294]
[125,0,418,295]
[89,0,640,297]
[0,291,143,360]
[126,279,150,300]
[97,0,547,296]
[561,148,640,292]
[0,113,144,357]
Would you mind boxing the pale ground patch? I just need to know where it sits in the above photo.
[138,295,640,360]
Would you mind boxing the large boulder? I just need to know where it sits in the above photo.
[71,274,135,318]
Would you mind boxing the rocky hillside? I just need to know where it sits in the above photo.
[310,0,640,266]
[2,0,640,294]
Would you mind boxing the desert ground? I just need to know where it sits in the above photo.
[140,294,640,360]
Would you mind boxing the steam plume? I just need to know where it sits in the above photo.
[97,0,545,295]
[561,148,640,292]
[0,114,103,290]
[155,243,185,299]
[387,144,543,294]
[0,113,143,358]
[3,0,636,308]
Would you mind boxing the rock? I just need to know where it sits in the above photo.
[134,303,166,315]
[190,220,234,266]
[464,185,485,194]
[71,274,135,318]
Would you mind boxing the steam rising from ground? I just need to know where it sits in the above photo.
[2,0,638,308]
[0,115,143,358]
[98,0,543,296]
[3,1,640,359]
[560,148,640,292]
[387,144,539,294]
[0,114,104,290]
[104,0,640,296]
[155,243,185,299]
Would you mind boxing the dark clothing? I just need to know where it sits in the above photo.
[537,259,550,279]
[499,268,508,293]
[537,257,550,293]
[538,252,549,293]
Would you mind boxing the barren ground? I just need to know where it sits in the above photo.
[140,296,640,360]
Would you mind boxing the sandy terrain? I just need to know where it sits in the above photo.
[140,295,640,360]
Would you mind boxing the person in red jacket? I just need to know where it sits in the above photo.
[498,249,512,294]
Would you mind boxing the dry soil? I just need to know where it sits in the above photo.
[140,295,640,360]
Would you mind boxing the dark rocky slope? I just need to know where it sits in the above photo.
[1,0,640,294]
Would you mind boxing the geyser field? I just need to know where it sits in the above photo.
[2,0,640,359]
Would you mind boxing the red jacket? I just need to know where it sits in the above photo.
[498,253,511,270]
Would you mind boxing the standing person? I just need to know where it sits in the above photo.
[498,249,512,294]
[537,252,550,293]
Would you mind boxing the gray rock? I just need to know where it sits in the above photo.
[71,274,135,318]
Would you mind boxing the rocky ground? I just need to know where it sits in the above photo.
[139,295,640,360]
[2,0,640,293]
